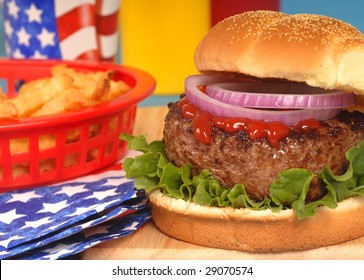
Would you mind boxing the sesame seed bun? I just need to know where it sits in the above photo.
[194,10,364,95]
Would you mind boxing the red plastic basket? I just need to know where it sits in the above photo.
[0,59,155,192]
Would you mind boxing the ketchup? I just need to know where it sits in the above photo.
[192,111,213,145]
[294,119,321,130]
[177,97,321,148]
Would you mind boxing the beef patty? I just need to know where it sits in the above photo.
[163,100,364,202]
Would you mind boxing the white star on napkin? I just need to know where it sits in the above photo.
[23,217,52,229]
[102,178,125,187]
[7,191,42,203]
[0,209,26,225]
[0,235,23,248]
[37,200,69,214]
[91,188,119,201]
[54,184,88,197]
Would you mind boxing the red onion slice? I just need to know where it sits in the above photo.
[185,75,342,126]
[206,82,355,109]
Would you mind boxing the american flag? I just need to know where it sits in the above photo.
[3,0,120,61]
[0,162,151,260]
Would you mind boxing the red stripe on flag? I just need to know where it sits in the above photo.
[95,0,119,61]
[56,3,101,61]
[76,51,100,61]
[95,12,118,36]
[57,4,96,41]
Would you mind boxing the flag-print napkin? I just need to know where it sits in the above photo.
[0,156,151,260]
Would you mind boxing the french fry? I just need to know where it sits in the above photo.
[2,64,130,121]
[0,100,18,120]
[108,79,131,100]
[10,74,74,117]
[52,64,113,104]
[31,87,88,117]
[85,77,111,105]
[52,64,130,102]
[52,64,109,89]
[18,77,48,95]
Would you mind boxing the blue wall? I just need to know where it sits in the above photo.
[281,0,364,33]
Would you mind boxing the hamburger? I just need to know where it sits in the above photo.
[121,10,364,252]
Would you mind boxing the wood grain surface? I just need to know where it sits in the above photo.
[81,106,364,260]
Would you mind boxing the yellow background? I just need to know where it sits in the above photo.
[120,0,211,94]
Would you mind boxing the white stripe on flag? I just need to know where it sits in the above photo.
[98,0,120,16]
[59,26,98,59]
[99,32,118,58]
[55,0,96,17]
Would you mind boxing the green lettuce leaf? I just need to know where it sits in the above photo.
[120,133,364,220]
[319,140,364,201]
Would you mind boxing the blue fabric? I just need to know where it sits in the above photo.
[0,169,151,260]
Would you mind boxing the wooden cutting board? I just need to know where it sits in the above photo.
[81,106,364,260]
[82,220,364,260]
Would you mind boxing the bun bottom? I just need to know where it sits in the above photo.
[149,191,364,252]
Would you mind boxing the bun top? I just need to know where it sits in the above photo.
[194,10,364,95]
